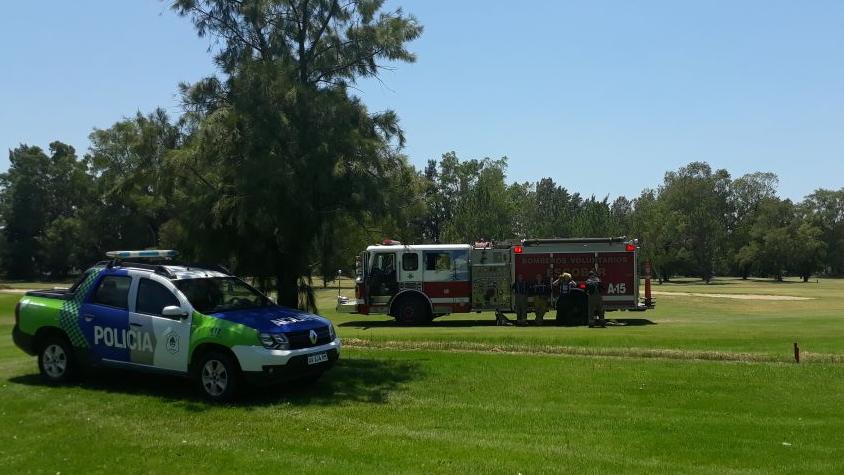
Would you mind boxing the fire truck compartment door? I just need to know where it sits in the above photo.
[470,248,511,311]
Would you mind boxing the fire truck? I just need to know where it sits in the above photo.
[338,237,654,325]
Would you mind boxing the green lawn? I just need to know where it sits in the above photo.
[324,277,844,361]
[1,278,843,473]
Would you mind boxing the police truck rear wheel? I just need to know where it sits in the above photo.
[38,336,76,383]
[395,298,429,325]
[196,352,240,402]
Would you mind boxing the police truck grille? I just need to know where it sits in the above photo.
[286,327,332,349]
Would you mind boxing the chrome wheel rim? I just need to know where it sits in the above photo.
[43,344,67,378]
[201,359,228,396]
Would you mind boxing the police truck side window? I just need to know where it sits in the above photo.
[91,275,132,310]
[136,279,180,316]
[402,253,419,271]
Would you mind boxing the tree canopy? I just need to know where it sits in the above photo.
[165,0,422,306]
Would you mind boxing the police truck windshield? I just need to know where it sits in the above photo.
[174,277,271,314]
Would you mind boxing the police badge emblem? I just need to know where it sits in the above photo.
[166,333,180,354]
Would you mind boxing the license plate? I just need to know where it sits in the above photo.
[307,352,328,365]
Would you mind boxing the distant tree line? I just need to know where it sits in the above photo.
[2,138,840,287]
[1,1,841,308]
[404,156,839,284]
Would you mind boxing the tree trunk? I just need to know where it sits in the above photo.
[802,274,810,282]
[275,271,300,308]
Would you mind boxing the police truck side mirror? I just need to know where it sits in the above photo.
[162,305,188,319]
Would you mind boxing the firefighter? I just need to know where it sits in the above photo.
[585,270,605,327]
[553,272,576,292]
[531,273,550,326]
[553,272,576,325]
[512,273,529,326]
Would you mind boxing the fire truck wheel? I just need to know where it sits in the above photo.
[393,297,430,325]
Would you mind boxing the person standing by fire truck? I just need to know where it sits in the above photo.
[553,272,576,324]
[586,270,605,327]
[531,273,551,326]
[512,274,529,326]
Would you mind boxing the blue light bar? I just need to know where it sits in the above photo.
[105,250,179,259]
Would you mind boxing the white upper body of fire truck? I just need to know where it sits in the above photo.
[338,237,653,324]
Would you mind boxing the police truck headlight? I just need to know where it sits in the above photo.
[272,333,290,350]
[259,333,290,350]
[259,333,275,349]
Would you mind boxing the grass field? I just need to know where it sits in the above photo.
[327,277,844,362]
[2,277,843,473]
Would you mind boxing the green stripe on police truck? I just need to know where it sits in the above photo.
[189,312,259,354]
[18,296,64,336]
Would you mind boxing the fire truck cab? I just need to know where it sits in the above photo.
[351,243,472,324]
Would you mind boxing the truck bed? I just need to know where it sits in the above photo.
[25,289,74,300]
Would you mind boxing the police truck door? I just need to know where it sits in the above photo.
[80,274,134,364]
[127,274,192,372]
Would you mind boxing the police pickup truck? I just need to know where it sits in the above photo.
[11,251,340,401]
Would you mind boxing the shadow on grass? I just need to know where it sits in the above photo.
[341,317,656,328]
[7,358,421,410]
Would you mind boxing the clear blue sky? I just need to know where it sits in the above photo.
[2,1,842,201]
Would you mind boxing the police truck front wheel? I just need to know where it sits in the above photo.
[196,351,240,402]
[38,336,77,383]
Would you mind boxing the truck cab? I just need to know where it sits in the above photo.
[343,242,472,324]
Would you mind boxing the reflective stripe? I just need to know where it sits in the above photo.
[430,297,470,304]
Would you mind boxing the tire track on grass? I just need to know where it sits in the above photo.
[343,338,844,364]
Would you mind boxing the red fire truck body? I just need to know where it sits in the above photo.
[340,237,652,324]
[515,238,640,311]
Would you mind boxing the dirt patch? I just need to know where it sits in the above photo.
[651,291,813,301]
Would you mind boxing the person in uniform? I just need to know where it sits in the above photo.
[585,270,605,327]
[511,274,529,326]
[530,273,550,326]
[553,272,576,324]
